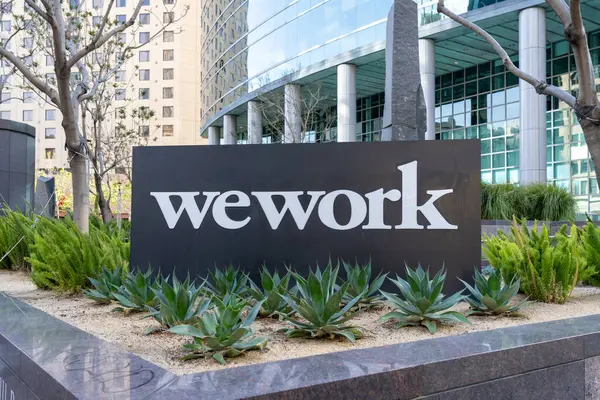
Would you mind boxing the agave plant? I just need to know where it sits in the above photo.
[203,265,249,297]
[460,268,526,316]
[342,261,387,310]
[112,268,161,314]
[168,295,267,364]
[279,263,365,341]
[247,267,296,318]
[83,266,124,304]
[145,274,211,334]
[379,265,469,334]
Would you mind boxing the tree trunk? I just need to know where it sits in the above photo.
[94,170,112,223]
[70,152,90,233]
[581,113,600,193]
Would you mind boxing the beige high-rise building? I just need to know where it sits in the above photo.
[0,0,204,171]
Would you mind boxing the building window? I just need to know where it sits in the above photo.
[162,106,173,118]
[1,20,10,32]
[162,87,173,99]
[92,16,102,26]
[115,89,126,100]
[163,12,174,23]
[139,13,150,25]
[116,107,126,118]
[23,110,33,121]
[163,68,174,80]
[0,111,9,119]
[116,0,125,7]
[163,49,174,61]
[139,51,150,62]
[23,92,33,103]
[140,125,149,137]
[45,148,56,160]
[46,55,54,66]
[162,125,174,136]
[163,0,173,4]
[45,128,56,139]
[163,31,174,42]
[139,32,150,44]
[139,88,149,99]
[116,70,126,81]
[45,110,56,121]
[1,92,10,103]
[142,0,149,4]
[92,0,103,7]
[116,14,126,24]
[0,2,12,12]
[117,32,126,44]
[139,69,150,80]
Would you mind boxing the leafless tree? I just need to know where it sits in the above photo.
[256,82,337,143]
[0,0,187,232]
[437,0,600,187]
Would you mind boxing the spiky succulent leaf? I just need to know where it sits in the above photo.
[204,265,250,297]
[460,267,526,316]
[112,268,160,312]
[146,274,210,331]
[379,265,470,333]
[83,266,124,304]
[247,267,296,318]
[341,261,387,310]
[168,296,266,363]
[280,262,365,341]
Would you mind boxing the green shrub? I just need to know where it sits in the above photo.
[0,207,35,270]
[460,268,526,316]
[146,275,210,334]
[379,265,469,334]
[576,220,600,286]
[279,263,365,341]
[169,295,266,364]
[247,267,296,318]
[481,183,577,221]
[26,217,129,292]
[483,219,594,303]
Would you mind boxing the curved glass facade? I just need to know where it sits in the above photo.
[200,0,392,126]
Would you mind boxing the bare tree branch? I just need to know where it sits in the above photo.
[0,48,60,105]
[66,0,146,69]
[437,0,576,108]
[24,0,52,23]
[91,0,115,46]
[546,0,571,29]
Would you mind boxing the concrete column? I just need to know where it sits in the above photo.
[337,64,357,142]
[208,126,221,145]
[419,39,436,141]
[247,101,263,144]
[223,114,237,145]
[284,84,302,143]
[519,7,547,184]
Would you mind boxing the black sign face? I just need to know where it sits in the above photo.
[131,140,480,292]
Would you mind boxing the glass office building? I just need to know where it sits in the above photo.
[200,0,600,213]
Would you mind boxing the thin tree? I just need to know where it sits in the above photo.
[0,0,187,232]
[437,0,600,187]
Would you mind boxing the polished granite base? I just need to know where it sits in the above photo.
[1,294,600,399]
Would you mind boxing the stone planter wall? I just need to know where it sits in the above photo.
[1,294,600,399]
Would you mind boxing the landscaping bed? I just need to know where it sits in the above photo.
[2,269,600,376]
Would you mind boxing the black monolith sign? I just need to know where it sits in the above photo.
[131,140,480,291]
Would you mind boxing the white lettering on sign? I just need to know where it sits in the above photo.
[151,161,458,231]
